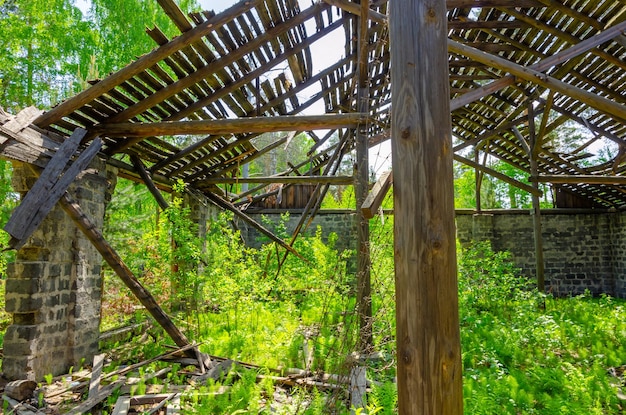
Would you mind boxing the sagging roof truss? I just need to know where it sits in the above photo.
[1,0,625,210]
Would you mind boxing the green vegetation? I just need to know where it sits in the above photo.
[459,242,626,414]
[91,196,626,414]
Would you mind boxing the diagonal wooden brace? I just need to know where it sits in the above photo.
[58,191,200,361]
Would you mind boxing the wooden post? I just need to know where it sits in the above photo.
[390,0,463,413]
[355,0,373,352]
[528,103,545,292]
[474,149,481,212]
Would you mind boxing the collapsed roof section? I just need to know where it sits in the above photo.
[28,0,626,208]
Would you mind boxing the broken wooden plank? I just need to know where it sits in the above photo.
[166,395,181,415]
[2,394,41,415]
[104,344,200,383]
[4,128,85,238]
[349,365,367,414]
[193,359,234,384]
[0,127,58,166]
[132,393,178,414]
[99,321,152,342]
[5,131,102,249]
[361,170,392,219]
[111,396,131,415]
[65,379,125,415]
[88,354,106,399]
[1,106,44,138]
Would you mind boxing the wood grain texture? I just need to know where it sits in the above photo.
[93,114,368,137]
[390,0,463,413]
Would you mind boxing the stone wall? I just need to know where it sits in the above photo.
[234,209,357,253]
[456,210,626,298]
[3,159,116,381]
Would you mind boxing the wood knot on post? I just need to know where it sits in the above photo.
[401,127,411,139]
[426,7,437,23]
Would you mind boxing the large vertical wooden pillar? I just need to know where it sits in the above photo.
[355,0,373,351]
[389,0,463,413]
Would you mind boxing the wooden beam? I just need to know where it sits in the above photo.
[448,20,526,29]
[33,0,261,129]
[58,192,195,355]
[361,170,392,219]
[454,154,542,196]
[131,155,170,210]
[107,157,174,192]
[93,114,369,138]
[322,0,387,24]
[201,175,354,185]
[205,192,308,263]
[511,126,530,155]
[531,175,626,184]
[448,39,626,122]
[356,0,373,354]
[527,103,545,292]
[446,0,543,7]
[390,0,463,412]
[449,20,626,110]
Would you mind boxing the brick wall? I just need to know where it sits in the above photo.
[3,159,116,381]
[234,209,357,253]
[456,210,626,298]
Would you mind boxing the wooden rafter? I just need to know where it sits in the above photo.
[448,39,626,122]
[93,114,369,138]
[33,0,262,129]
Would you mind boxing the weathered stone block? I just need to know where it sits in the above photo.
[2,356,34,381]
[5,278,40,296]
[5,294,43,313]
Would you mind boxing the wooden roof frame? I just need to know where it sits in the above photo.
[2,0,625,208]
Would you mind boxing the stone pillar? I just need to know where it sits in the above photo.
[3,159,116,381]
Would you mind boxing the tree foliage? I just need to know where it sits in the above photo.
[0,0,94,110]
[0,0,202,111]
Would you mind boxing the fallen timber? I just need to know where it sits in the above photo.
[5,327,377,414]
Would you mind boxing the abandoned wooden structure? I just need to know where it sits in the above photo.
[0,0,625,412]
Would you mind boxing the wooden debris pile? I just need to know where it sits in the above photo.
[1,325,376,414]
